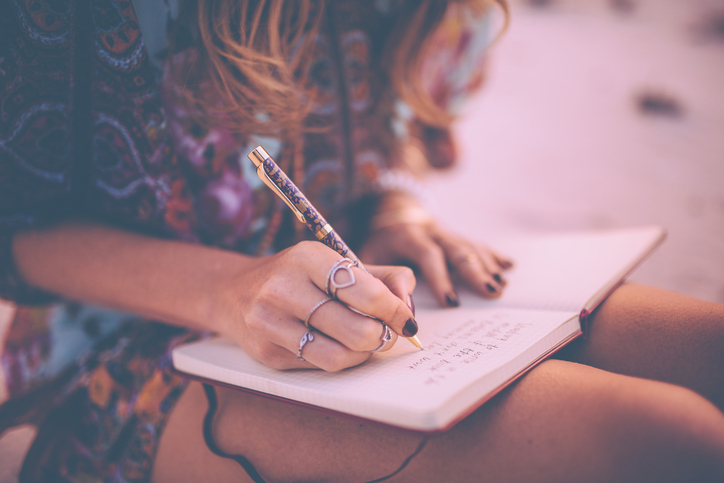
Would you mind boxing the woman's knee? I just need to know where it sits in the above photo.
[156,364,724,483]
[488,361,724,482]
[561,364,724,482]
[560,284,724,401]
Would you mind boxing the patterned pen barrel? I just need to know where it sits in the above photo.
[248,145,422,350]
[247,146,364,268]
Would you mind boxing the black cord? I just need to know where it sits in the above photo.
[201,384,429,483]
[366,436,429,482]
[202,384,267,483]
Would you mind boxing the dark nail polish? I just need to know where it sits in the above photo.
[407,294,416,317]
[445,292,460,307]
[486,283,498,293]
[493,273,505,285]
[403,318,419,337]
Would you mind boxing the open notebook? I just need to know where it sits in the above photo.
[172,226,665,432]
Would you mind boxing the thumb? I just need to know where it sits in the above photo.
[367,264,417,316]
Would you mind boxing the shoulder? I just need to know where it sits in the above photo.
[422,4,496,113]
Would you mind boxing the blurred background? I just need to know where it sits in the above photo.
[1,0,723,479]
[428,0,724,304]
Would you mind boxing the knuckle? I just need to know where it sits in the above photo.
[254,343,274,361]
[414,242,444,265]
[281,240,317,264]
[318,346,350,372]
[244,312,266,333]
[252,343,282,367]
[398,265,415,281]
[294,239,318,253]
[391,266,416,289]
[348,322,382,351]
[255,275,288,308]
[244,313,278,342]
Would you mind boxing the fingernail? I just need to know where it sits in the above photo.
[493,273,506,285]
[486,283,498,293]
[407,294,416,317]
[403,318,418,337]
[445,292,460,307]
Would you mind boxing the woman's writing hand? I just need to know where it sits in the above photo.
[360,194,513,308]
[219,241,416,372]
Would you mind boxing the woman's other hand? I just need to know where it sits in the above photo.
[220,241,417,372]
[360,193,513,308]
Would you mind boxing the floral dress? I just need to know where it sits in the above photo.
[0,0,492,481]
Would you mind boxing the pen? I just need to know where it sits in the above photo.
[248,145,422,350]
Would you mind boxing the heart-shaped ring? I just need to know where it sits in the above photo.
[326,258,357,299]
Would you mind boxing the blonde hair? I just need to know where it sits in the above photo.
[172,0,509,135]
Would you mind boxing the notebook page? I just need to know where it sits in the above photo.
[173,307,579,430]
[414,226,664,314]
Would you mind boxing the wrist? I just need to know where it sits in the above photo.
[376,169,432,208]
[371,193,433,231]
[209,250,265,339]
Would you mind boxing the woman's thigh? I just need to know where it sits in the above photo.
[557,283,724,408]
[152,359,724,483]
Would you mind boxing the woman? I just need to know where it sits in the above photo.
[1,0,723,481]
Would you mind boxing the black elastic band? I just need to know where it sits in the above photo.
[202,384,267,483]
[366,436,429,482]
[201,384,429,483]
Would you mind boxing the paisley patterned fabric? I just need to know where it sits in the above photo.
[0,0,493,481]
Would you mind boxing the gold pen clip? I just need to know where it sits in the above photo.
[248,146,307,224]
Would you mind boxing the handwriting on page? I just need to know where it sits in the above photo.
[405,316,533,386]
[274,308,574,406]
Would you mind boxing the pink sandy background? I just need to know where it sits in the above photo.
[1,0,723,479]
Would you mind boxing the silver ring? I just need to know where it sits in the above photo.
[296,331,315,361]
[326,258,357,299]
[304,297,332,328]
[369,323,393,353]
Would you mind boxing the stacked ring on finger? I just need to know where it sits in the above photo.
[324,256,377,320]
[296,331,314,361]
[304,297,332,328]
[369,323,393,353]
[326,258,357,299]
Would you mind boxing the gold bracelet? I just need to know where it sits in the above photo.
[370,206,433,231]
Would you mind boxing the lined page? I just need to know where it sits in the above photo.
[173,307,579,430]
[414,226,665,313]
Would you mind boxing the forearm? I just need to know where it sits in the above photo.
[11,220,254,334]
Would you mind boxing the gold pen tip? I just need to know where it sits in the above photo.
[408,335,422,350]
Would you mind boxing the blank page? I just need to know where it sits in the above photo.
[414,226,665,313]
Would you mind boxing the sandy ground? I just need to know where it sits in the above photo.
[1,0,723,480]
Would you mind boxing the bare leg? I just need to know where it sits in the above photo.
[153,360,724,482]
[557,283,724,411]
